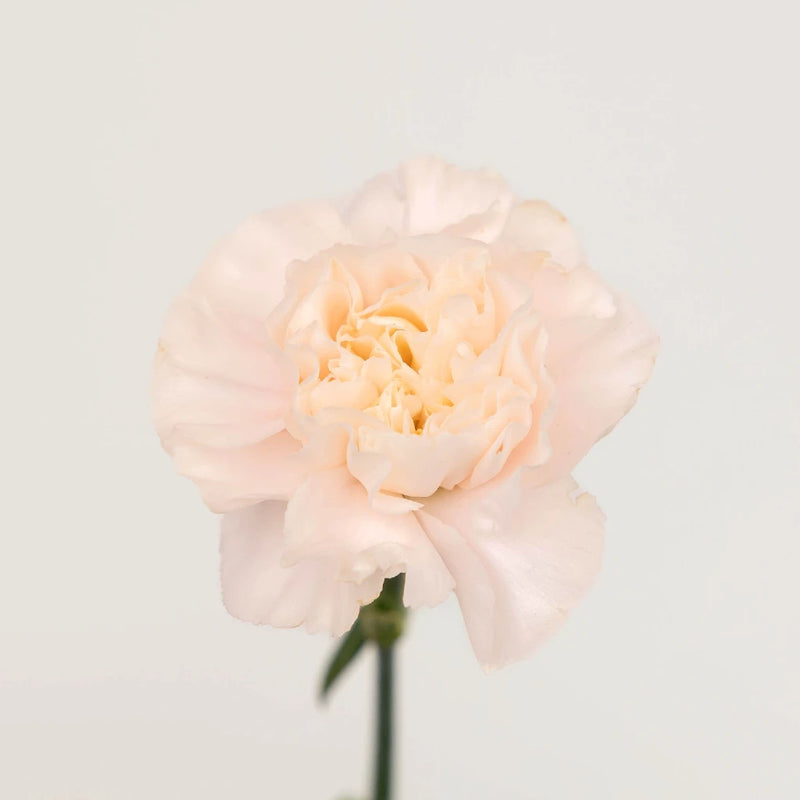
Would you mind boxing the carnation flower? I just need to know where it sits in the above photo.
[153,157,658,670]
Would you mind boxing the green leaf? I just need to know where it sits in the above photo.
[319,619,368,701]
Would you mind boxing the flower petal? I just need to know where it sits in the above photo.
[352,426,484,497]
[346,157,514,244]
[531,290,659,485]
[485,256,658,485]
[154,203,350,510]
[418,473,605,670]
[170,430,311,512]
[221,501,380,636]
[153,339,296,451]
[495,200,586,270]
[284,468,455,609]
[196,203,351,333]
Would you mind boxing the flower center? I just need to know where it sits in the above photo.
[283,246,504,443]
[328,301,453,434]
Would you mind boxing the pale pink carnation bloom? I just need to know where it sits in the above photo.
[153,158,658,670]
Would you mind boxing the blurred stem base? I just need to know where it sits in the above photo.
[320,574,407,800]
[374,640,394,800]
[368,574,405,800]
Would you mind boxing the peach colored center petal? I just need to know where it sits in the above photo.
[268,238,553,498]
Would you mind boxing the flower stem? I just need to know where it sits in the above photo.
[373,640,394,800]
[367,574,405,800]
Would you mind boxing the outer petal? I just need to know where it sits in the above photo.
[154,203,350,511]
[418,472,605,670]
[153,339,296,451]
[221,501,380,636]
[532,290,659,485]
[194,203,351,333]
[284,468,455,610]
[170,430,310,513]
[345,157,514,245]
[489,257,659,485]
[494,200,586,270]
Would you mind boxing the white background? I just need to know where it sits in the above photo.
[2,1,799,798]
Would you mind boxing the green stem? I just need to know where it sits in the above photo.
[366,574,404,800]
[373,641,394,800]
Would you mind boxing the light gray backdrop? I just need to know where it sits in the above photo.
[2,1,798,798]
